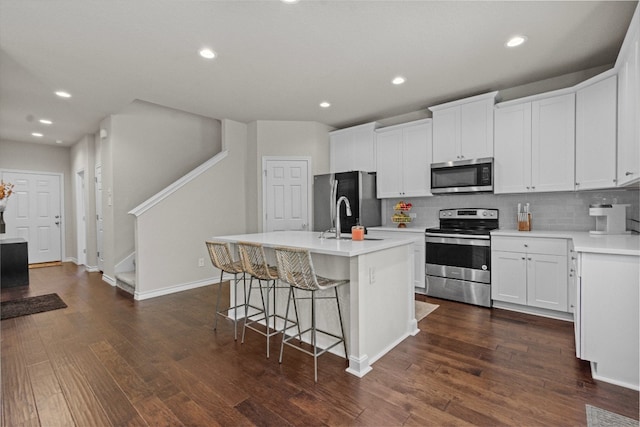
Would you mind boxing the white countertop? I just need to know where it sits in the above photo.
[491,229,640,256]
[213,231,416,257]
[368,226,426,234]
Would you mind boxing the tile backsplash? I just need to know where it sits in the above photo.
[382,189,640,232]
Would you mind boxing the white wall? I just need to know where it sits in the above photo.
[134,119,248,299]
[0,139,73,260]
[101,100,222,278]
[70,134,98,269]
[250,120,332,231]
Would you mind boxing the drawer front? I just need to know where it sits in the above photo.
[492,236,567,256]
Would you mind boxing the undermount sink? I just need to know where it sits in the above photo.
[320,235,383,241]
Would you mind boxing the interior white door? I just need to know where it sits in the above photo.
[76,170,87,266]
[95,165,104,271]
[1,171,62,264]
[263,158,310,232]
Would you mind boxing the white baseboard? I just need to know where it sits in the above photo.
[134,276,218,301]
[85,265,100,272]
[492,301,574,322]
[102,274,116,287]
[66,257,78,264]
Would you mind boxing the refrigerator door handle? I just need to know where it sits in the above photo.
[331,178,338,229]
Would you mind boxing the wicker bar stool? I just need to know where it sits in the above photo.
[205,240,248,340]
[274,246,348,382]
[237,241,299,358]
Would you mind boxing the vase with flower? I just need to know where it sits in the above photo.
[0,180,15,234]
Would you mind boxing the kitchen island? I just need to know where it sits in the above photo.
[213,231,419,377]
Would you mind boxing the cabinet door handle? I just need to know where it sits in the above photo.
[521,257,526,260]
[527,257,532,261]
[626,171,634,176]
[575,182,579,186]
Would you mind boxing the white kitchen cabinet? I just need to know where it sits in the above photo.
[375,119,432,198]
[575,73,617,190]
[429,91,498,163]
[492,236,568,312]
[578,252,639,389]
[494,102,532,194]
[616,5,639,187]
[494,92,575,194]
[366,228,426,292]
[330,122,380,173]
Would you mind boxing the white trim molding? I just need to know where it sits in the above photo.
[129,150,229,217]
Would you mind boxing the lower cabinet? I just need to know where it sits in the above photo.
[577,252,639,389]
[491,236,569,313]
[367,228,425,292]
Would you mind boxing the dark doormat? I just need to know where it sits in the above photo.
[1,293,67,320]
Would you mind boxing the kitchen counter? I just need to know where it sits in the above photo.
[212,231,418,378]
[368,226,426,233]
[215,230,417,257]
[491,229,640,256]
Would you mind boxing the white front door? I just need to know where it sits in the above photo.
[263,158,311,232]
[1,171,62,264]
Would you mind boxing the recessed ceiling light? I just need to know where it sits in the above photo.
[39,119,53,125]
[281,0,299,3]
[319,101,331,108]
[55,90,72,98]
[32,132,43,137]
[505,35,527,48]
[56,140,63,144]
[392,76,406,85]
[199,48,216,59]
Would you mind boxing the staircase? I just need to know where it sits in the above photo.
[115,253,136,296]
[115,271,135,295]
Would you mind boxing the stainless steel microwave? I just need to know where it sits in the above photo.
[430,157,493,194]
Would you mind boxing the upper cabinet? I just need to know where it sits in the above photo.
[375,119,432,198]
[575,73,618,190]
[616,5,639,187]
[429,91,498,163]
[330,122,380,173]
[494,92,575,194]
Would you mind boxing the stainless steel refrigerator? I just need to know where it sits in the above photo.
[313,171,381,233]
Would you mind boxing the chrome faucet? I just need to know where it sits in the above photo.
[335,196,352,239]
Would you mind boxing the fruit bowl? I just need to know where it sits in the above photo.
[392,212,412,227]
[393,202,412,211]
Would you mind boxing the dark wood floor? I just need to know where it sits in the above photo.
[2,264,638,426]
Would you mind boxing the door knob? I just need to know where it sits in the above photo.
[55,221,60,226]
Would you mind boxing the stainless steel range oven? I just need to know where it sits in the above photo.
[425,208,499,307]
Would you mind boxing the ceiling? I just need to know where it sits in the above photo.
[0,1,637,147]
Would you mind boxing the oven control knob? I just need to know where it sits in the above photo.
[482,212,487,216]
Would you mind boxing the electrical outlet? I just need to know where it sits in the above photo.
[198,257,205,267]
[369,267,376,284]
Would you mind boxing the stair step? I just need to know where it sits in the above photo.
[115,271,135,295]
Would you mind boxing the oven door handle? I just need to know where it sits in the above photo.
[425,235,491,246]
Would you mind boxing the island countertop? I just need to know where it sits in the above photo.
[213,230,416,257]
